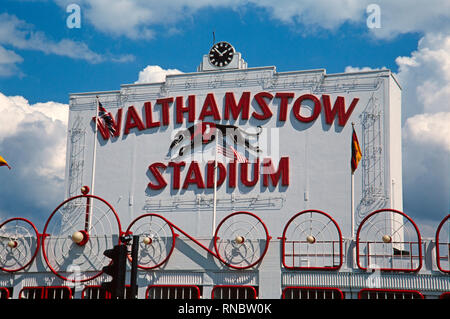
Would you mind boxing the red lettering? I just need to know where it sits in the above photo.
[224,92,250,120]
[275,92,294,121]
[292,94,321,123]
[168,161,185,189]
[148,162,167,190]
[240,160,259,187]
[147,157,290,191]
[199,93,221,120]
[144,102,160,128]
[120,92,360,137]
[156,97,173,126]
[176,95,196,124]
[206,161,226,188]
[322,95,359,127]
[182,161,205,189]
[228,161,237,188]
[252,92,273,120]
[262,157,289,187]
[124,106,145,135]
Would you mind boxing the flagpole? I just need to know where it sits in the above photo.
[351,171,355,239]
[212,131,218,236]
[88,97,99,231]
[91,97,99,195]
[351,122,355,239]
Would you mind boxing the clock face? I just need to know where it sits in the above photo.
[208,42,234,67]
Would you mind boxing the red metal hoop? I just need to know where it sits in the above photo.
[281,210,343,270]
[435,214,450,273]
[214,211,271,269]
[356,209,422,272]
[0,217,40,272]
[126,211,270,270]
[41,191,123,282]
[125,213,176,270]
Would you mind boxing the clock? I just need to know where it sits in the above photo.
[208,42,235,67]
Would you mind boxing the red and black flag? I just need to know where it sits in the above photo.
[351,126,362,173]
[97,100,116,136]
[0,155,11,169]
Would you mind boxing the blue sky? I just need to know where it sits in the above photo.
[0,0,449,235]
[0,1,421,103]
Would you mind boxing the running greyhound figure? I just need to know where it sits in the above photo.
[166,122,262,160]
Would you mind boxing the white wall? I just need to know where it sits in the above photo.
[66,67,401,241]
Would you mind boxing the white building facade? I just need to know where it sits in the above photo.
[0,43,449,300]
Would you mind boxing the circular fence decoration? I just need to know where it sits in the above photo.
[356,209,422,272]
[213,211,270,269]
[41,187,122,282]
[281,210,343,270]
[126,214,176,269]
[435,214,450,273]
[0,218,40,272]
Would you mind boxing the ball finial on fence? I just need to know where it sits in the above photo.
[306,235,316,244]
[80,186,90,195]
[235,235,245,244]
[382,234,392,243]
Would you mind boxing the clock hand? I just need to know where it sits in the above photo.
[214,47,223,56]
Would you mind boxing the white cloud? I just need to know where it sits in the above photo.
[250,0,450,38]
[0,45,23,77]
[402,125,449,224]
[366,1,450,39]
[53,1,450,40]
[135,65,183,84]
[0,92,68,226]
[81,0,156,40]
[0,13,104,63]
[396,33,450,120]
[404,112,450,152]
[248,0,366,31]
[344,66,387,73]
[55,0,177,39]
[0,12,134,72]
[396,34,450,224]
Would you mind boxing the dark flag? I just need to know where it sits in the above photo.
[351,126,362,173]
[98,100,116,136]
[0,155,11,169]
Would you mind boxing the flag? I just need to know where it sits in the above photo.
[351,126,362,173]
[97,100,116,135]
[0,155,11,169]
[217,145,248,163]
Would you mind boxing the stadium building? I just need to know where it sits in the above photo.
[1,42,449,300]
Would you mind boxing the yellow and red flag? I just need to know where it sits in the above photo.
[0,155,11,169]
[351,127,362,174]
